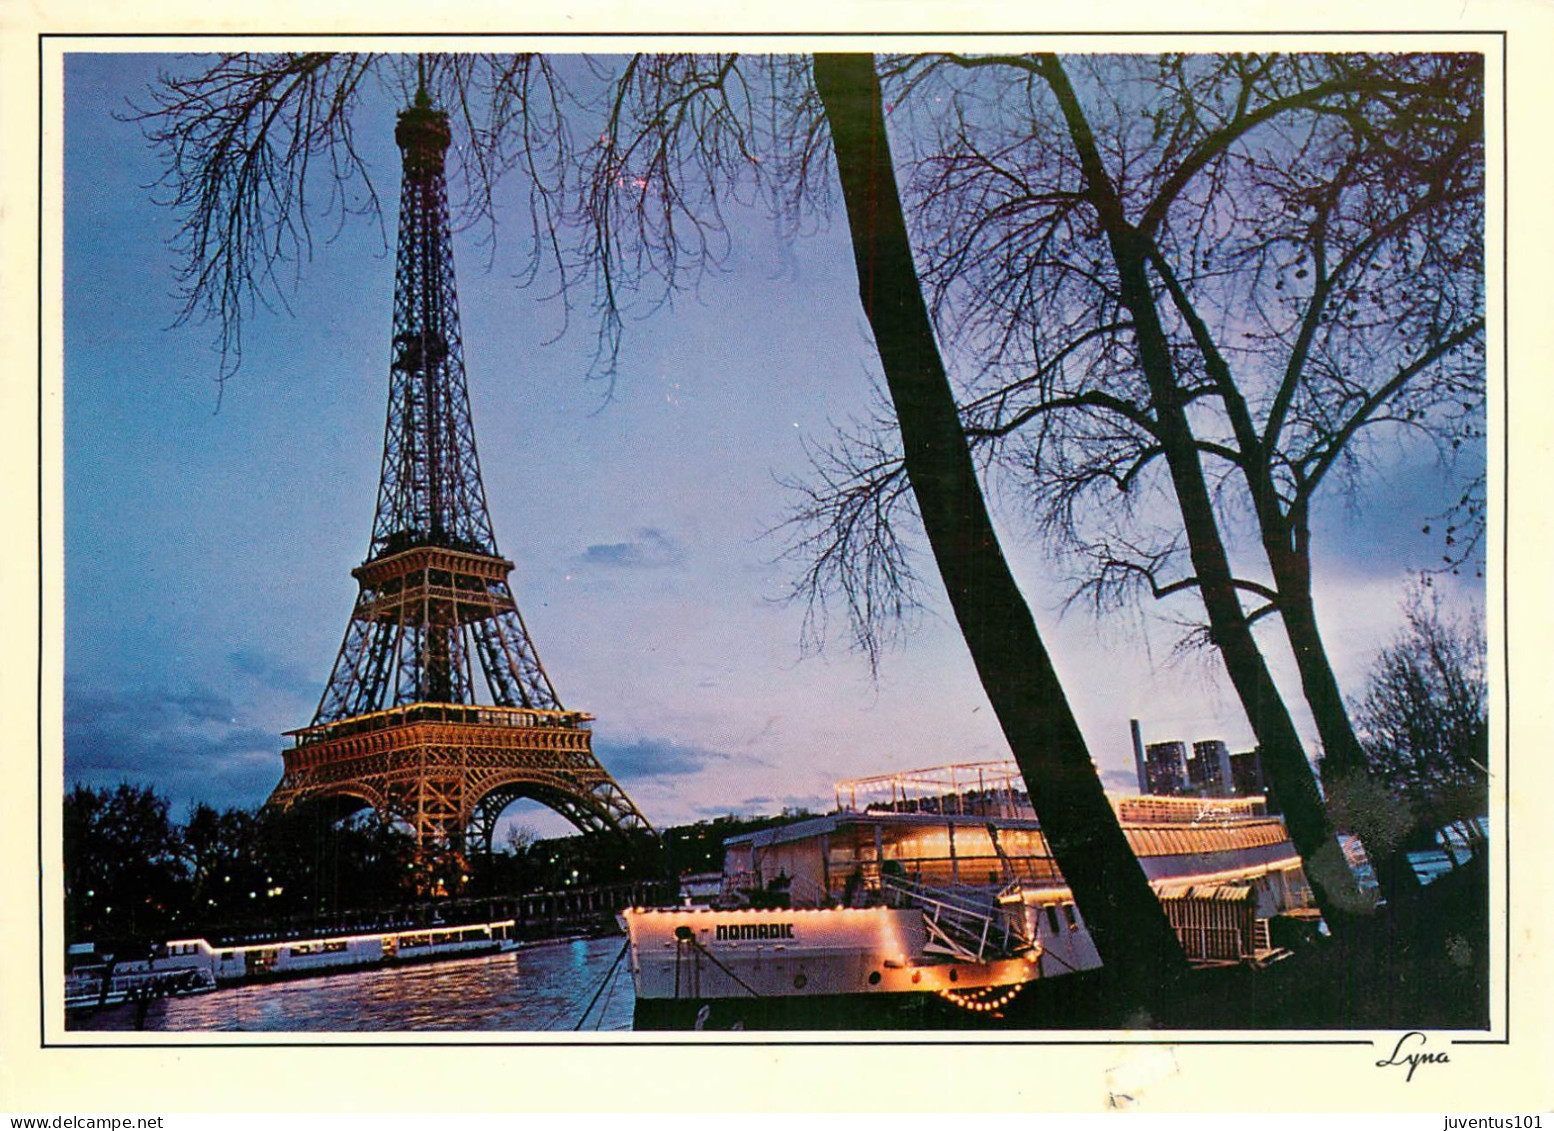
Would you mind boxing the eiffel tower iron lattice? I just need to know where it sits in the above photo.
[266,89,653,859]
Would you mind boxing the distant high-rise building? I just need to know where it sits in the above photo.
[1189,739,1234,797]
[1230,748,1270,799]
[1143,740,1188,795]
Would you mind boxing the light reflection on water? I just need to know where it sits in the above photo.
[74,936,634,1033]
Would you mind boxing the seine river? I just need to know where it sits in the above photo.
[69,936,635,1033]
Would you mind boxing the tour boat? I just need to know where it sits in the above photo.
[66,918,521,1010]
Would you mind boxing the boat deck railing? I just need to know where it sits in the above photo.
[880,874,1032,963]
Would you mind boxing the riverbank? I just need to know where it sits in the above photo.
[167,880,673,951]
[65,853,1487,1035]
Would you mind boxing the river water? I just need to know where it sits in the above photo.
[68,936,635,1033]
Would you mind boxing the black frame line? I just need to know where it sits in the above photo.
[29,29,1520,38]
[35,27,1512,1053]
[55,1037,1379,1049]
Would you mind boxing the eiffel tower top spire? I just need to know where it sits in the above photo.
[365,89,496,560]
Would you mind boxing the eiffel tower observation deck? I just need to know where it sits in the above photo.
[266,87,653,869]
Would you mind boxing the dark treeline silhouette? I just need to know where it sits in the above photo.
[66,784,418,949]
[63,782,808,950]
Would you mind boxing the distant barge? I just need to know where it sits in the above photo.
[66,919,519,1011]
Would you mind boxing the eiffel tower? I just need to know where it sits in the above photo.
[267,87,652,865]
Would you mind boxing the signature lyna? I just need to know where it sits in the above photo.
[1375,1031,1451,1082]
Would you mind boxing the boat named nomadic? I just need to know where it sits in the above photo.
[624,761,1323,1029]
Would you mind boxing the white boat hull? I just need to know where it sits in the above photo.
[621,906,1039,1002]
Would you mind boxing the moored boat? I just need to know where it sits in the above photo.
[621,903,1040,1029]
[65,957,216,1012]
[66,917,521,1010]
[624,761,1323,1028]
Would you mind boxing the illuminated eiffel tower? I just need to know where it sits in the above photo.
[266,87,652,867]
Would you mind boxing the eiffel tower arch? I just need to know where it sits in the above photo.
[266,87,653,862]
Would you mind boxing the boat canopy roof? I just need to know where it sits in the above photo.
[722,809,1045,852]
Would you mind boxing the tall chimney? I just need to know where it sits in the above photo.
[1130,718,1148,795]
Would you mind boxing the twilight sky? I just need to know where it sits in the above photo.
[60,51,1485,837]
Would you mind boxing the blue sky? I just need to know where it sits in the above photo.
[60,51,1486,837]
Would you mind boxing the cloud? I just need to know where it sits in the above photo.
[592,734,728,780]
[1309,452,1487,586]
[227,648,318,697]
[63,686,740,819]
[64,681,283,811]
[577,527,684,570]
[1100,766,1142,793]
[689,793,830,820]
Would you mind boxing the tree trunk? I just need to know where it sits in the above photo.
[1266,530,1418,902]
[1142,293,1368,922]
[812,52,1188,1001]
[1273,557,1366,778]
[1126,259,1364,922]
[1033,54,1364,926]
[1209,376,1406,904]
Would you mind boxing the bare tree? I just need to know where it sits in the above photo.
[134,50,1192,995]
[503,823,540,856]
[1346,582,1488,839]
[794,52,1483,906]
